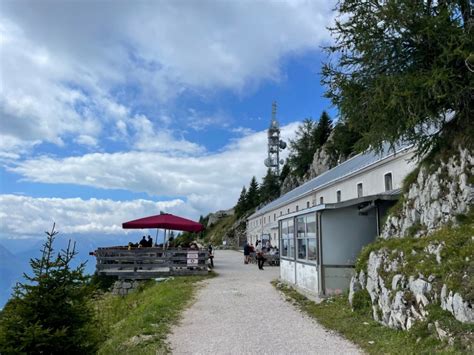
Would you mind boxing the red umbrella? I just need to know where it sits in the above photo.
[122,213,204,233]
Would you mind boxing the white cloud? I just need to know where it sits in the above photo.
[0,194,190,237]
[130,114,205,154]
[9,122,299,213]
[0,1,334,156]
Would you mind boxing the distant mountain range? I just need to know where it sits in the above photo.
[0,233,144,308]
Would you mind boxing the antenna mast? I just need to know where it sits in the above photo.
[264,101,286,175]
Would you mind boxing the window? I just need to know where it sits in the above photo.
[274,213,276,221]
[280,218,295,259]
[287,208,290,214]
[307,201,310,208]
[337,190,341,202]
[280,211,282,216]
[320,196,324,204]
[384,173,393,191]
[296,205,299,211]
[357,183,363,198]
[296,213,317,262]
[264,217,266,223]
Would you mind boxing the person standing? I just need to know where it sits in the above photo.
[256,240,265,270]
[243,241,250,264]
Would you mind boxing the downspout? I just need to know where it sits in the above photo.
[318,211,324,296]
[376,204,380,236]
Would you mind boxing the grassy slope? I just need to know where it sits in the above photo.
[274,282,471,354]
[94,274,214,354]
[202,214,237,246]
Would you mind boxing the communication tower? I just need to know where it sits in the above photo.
[264,101,286,175]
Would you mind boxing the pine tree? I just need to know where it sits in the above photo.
[246,176,260,209]
[234,186,248,217]
[0,224,100,354]
[323,0,473,155]
[325,121,362,168]
[279,162,290,185]
[260,169,281,204]
[313,111,333,148]
[288,118,317,177]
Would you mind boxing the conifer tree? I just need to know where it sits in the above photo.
[235,186,248,217]
[288,119,317,177]
[325,121,362,168]
[279,162,290,185]
[246,176,260,209]
[313,111,333,148]
[260,169,280,204]
[323,0,473,155]
[0,224,100,354]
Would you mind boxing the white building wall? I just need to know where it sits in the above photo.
[295,263,318,293]
[280,259,296,283]
[247,150,416,232]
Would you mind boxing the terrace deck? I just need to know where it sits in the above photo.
[94,247,209,279]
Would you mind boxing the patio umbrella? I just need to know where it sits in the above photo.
[122,213,204,232]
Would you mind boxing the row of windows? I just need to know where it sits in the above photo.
[250,173,393,228]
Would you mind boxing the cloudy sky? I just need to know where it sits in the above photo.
[0,0,336,241]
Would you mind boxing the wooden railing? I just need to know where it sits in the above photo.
[94,247,209,279]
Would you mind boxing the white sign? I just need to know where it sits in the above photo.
[187,251,199,266]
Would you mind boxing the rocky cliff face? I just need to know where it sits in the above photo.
[382,147,474,238]
[280,141,334,195]
[349,145,474,335]
[306,146,332,180]
[207,208,234,227]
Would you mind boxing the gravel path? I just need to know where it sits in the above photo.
[168,250,361,355]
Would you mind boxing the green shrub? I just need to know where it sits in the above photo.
[0,225,101,354]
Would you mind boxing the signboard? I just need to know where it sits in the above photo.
[187,251,199,266]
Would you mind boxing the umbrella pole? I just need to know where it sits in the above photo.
[155,228,159,247]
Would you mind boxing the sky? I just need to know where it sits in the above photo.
[0,0,338,242]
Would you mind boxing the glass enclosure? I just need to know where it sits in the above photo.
[280,212,317,262]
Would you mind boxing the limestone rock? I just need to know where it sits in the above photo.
[392,274,403,291]
[348,276,361,308]
[409,277,432,297]
[452,293,474,323]
[381,147,473,239]
[207,208,234,227]
[307,147,331,179]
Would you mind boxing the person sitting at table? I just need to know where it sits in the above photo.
[139,236,147,248]
[147,235,153,247]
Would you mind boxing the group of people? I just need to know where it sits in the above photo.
[243,240,278,270]
[128,235,153,249]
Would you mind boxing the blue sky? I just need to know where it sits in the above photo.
[0,0,337,242]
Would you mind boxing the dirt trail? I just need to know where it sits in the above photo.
[168,250,361,355]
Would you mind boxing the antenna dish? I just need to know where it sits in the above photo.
[279,140,287,149]
[264,158,271,167]
[279,159,284,165]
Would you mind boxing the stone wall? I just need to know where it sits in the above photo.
[112,280,142,296]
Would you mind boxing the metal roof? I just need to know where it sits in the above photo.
[249,143,412,219]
